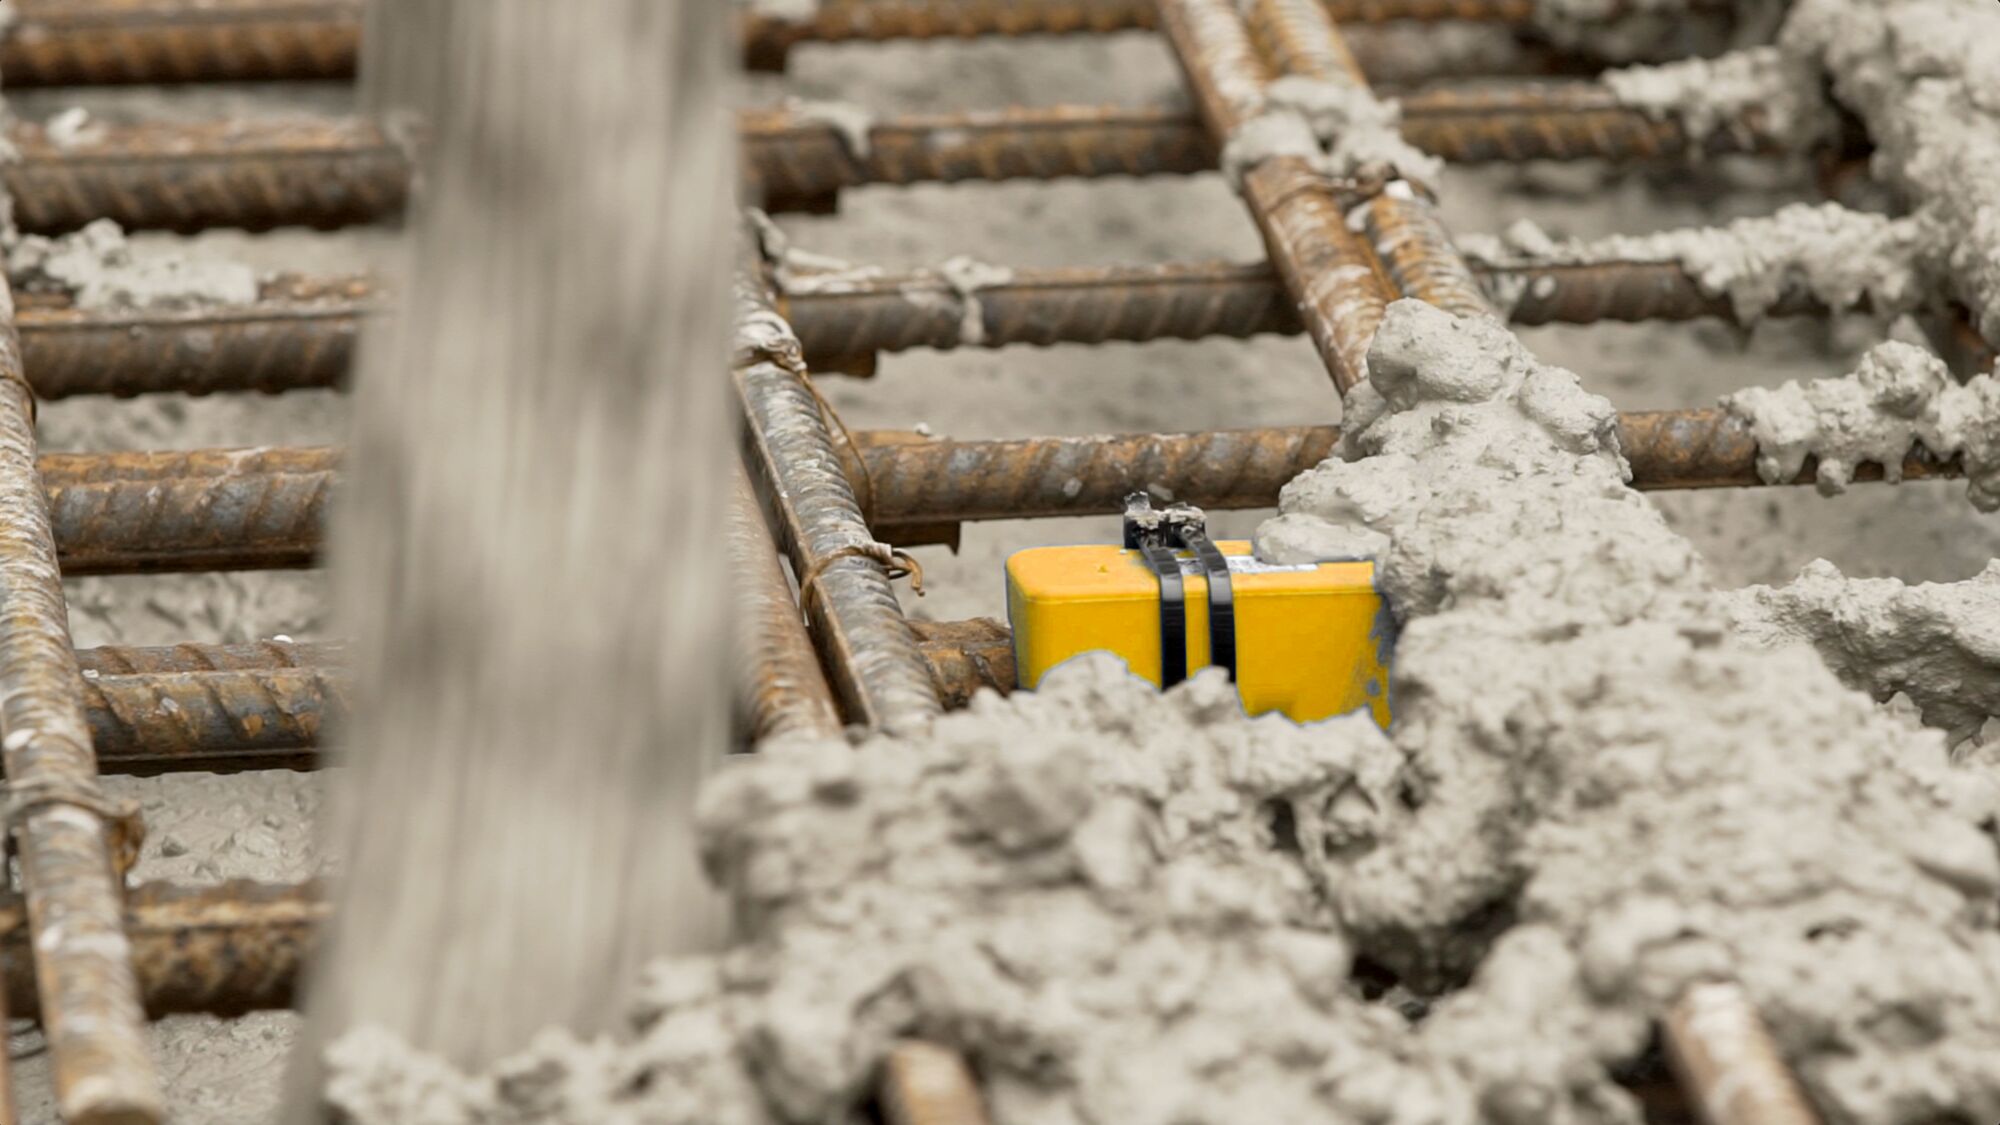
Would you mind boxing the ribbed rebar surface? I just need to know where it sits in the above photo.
[39,445,334,574]
[16,275,371,398]
[0,879,324,1020]
[729,480,843,741]
[0,275,164,1121]
[6,118,409,235]
[0,0,363,86]
[77,640,341,775]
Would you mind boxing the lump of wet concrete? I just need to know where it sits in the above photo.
[1259,299,2000,1123]
[1720,558,2000,749]
[1603,46,1837,152]
[1722,340,2000,509]
[1780,0,2000,341]
[322,656,1473,1124]
[1458,203,1943,326]
[8,218,259,310]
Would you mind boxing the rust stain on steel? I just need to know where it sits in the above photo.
[730,478,843,742]
[4,117,409,235]
[38,444,337,575]
[0,276,165,1121]
[910,618,1016,709]
[0,879,325,1021]
[881,1040,994,1125]
[16,274,374,399]
[0,0,363,86]
[734,236,944,734]
[1666,982,1823,1125]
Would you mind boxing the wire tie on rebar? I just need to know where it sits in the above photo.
[797,541,926,623]
[2,775,145,878]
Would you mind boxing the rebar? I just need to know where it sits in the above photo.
[0,251,1834,402]
[0,0,363,86]
[5,118,410,235]
[730,478,844,742]
[1666,982,1823,1125]
[77,640,341,775]
[15,275,371,399]
[0,879,323,1021]
[735,235,944,734]
[38,444,334,575]
[857,412,1965,528]
[745,91,1790,210]
[910,618,1016,708]
[780,256,1823,363]
[0,274,164,1121]
[0,99,1783,235]
[1616,408,1962,490]
[0,0,1554,84]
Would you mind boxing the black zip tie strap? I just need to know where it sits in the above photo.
[1179,526,1237,682]
[1136,540,1187,688]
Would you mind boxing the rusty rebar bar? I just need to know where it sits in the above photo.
[0,98,1779,235]
[0,0,1554,84]
[0,252,1837,403]
[739,0,1546,68]
[14,275,371,399]
[778,256,1820,363]
[730,478,843,742]
[0,0,363,86]
[0,275,164,1121]
[5,118,410,235]
[735,234,943,734]
[744,90,1789,210]
[0,879,323,1021]
[38,444,334,575]
[76,640,341,776]
[910,618,1015,708]
[857,413,1965,528]
[1665,982,1822,1125]
[17,409,1953,586]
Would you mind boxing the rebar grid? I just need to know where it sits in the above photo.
[0,1,1967,1119]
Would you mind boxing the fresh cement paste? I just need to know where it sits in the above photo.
[1457,203,1943,326]
[323,301,2000,1125]
[1602,46,1836,152]
[325,658,1483,1124]
[1781,0,2000,341]
[7,218,259,311]
[1257,300,2000,1124]
[1722,339,2000,508]
[1721,558,2000,749]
